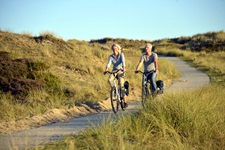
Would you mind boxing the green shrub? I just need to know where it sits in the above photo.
[0,52,59,102]
[43,72,61,93]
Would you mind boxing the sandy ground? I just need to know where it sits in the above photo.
[0,57,210,150]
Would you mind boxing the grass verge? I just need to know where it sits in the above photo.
[37,84,224,150]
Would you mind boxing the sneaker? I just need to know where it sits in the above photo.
[124,102,128,108]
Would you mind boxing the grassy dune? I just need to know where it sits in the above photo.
[1,30,225,149]
[37,31,225,149]
[0,30,178,123]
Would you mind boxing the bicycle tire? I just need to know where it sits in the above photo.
[110,87,119,113]
[141,84,149,108]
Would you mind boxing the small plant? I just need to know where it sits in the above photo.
[39,31,59,39]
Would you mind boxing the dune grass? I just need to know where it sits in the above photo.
[35,49,224,150]
[36,43,225,150]
[37,83,224,150]
[156,47,185,57]
[156,42,225,83]
[0,31,180,123]
[0,50,178,122]
[1,30,224,149]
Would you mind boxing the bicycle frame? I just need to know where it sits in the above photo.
[112,73,121,102]
[136,70,155,107]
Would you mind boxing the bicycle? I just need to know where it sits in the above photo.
[104,69,126,113]
[136,70,163,108]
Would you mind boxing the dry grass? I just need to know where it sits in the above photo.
[38,84,224,150]
[35,31,225,150]
[1,30,224,149]
[0,30,179,130]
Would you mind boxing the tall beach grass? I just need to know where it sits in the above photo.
[39,84,224,150]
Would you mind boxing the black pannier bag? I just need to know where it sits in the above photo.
[124,81,129,96]
[156,80,164,94]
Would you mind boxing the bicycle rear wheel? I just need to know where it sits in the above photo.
[142,84,150,108]
[110,87,119,113]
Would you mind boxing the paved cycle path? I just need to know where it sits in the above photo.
[162,57,210,92]
[0,57,210,150]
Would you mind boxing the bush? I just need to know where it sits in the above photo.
[0,52,58,102]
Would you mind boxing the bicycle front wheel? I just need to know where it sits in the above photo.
[110,87,119,113]
[142,85,149,108]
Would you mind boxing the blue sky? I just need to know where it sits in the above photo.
[1,0,225,41]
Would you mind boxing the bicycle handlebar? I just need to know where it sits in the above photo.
[135,70,154,75]
[104,69,124,75]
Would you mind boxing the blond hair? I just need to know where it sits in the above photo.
[111,43,121,53]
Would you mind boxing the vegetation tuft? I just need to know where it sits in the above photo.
[38,84,224,150]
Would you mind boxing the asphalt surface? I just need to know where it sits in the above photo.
[163,57,210,92]
[0,57,210,150]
